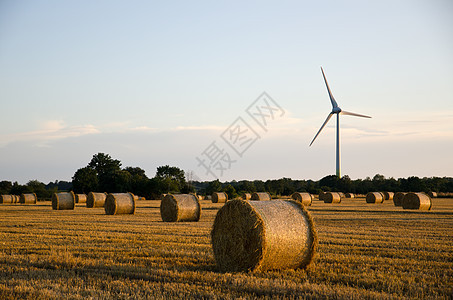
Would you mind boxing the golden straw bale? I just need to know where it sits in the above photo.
[86,192,107,208]
[105,193,136,215]
[366,192,384,204]
[52,192,75,210]
[338,192,345,198]
[345,193,355,198]
[0,195,14,204]
[251,192,271,201]
[324,192,341,203]
[402,192,432,210]
[393,192,406,206]
[211,200,317,272]
[160,194,201,222]
[382,192,394,201]
[427,191,437,198]
[212,192,228,203]
[13,195,20,203]
[318,191,326,201]
[20,193,37,204]
[291,192,313,206]
[75,194,87,204]
[243,193,252,200]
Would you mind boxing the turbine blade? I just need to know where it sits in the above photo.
[340,110,372,118]
[309,113,334,146]
[321,67,339,109]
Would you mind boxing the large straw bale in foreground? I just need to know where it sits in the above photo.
[52,192,75,210]
[382,192,394,201]
[160,194,201,222]
[324,192,341,203]
[75,194,87,204]
[402,192,432,210]
[0,195,14,204]
[212,192,228,203]
[393,192,407,206]
[211,200,317,272]
[105,193,136,215]
[366,192,384,204]
[86,192,107,208]
[20,193,37,204]
[291,192,313,206]
[251,192,271,201]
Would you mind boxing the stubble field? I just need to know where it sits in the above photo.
[0,197,452,299]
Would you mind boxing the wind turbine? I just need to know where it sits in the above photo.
[310,67,371,178]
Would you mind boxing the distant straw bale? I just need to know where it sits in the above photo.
[13,195,19,203]
[366,192,384,204]
[160,194,201,222]
[20,193,37,204]
[427,191,437,198]
[243,193,252,200]
[345,193,355,198]
[319,191,326,201]
[382,192,394,201]
[211,199,317,272]
[52,192,75,210]
[251,192,271,201]
[291,192,313,206]
[105,193,136,215]
[86,192,107,208]
[0,195,14,204]
[338,192,345,198]
[212,192,228,203]
[324,192,341,203]
[402,192,432,210]
[75,194,87,204]
[393,192,407,206]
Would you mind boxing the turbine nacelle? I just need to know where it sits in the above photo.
[332,107,342,114]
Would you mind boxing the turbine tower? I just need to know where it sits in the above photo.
[310,67,371,178]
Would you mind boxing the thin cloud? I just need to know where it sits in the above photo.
[0,120,99,147]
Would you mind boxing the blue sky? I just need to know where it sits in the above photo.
[0,0,452,184]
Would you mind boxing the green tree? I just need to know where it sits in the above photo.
[155,165,187,194]
[223,184,238,199]
[88,153,122,192]
[72,167,98,193]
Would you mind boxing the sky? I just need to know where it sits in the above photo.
[0,0,452,184]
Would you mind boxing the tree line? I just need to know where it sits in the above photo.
[1,153,452,199]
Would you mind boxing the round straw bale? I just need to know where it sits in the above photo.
[75,194,87,204]
[291,192,313,206]
[1,195,14,204]
[345,193,355,198]
[20,193,37,204]
[366,192,384,204]
[324,192,341,203]
[52,192,75,210]
[212,192,228,203]
[86,192,107,208]
[319,191,326,201]
[251,192,271,201]
[243,193,252,200]
[402,192,432,210]
[427,191,437,198]
[160,194,201,222]
[338,192,345,198]
[211,199,317,272]
[13,195,19,203]
[393,192,406,206]
[105,193,136,215]
[382,192,394,201]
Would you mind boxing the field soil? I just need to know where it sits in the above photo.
[0,197,452,299]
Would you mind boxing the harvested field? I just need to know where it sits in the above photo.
[0,197,451,299]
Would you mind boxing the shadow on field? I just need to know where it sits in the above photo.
[309,208,453,215]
